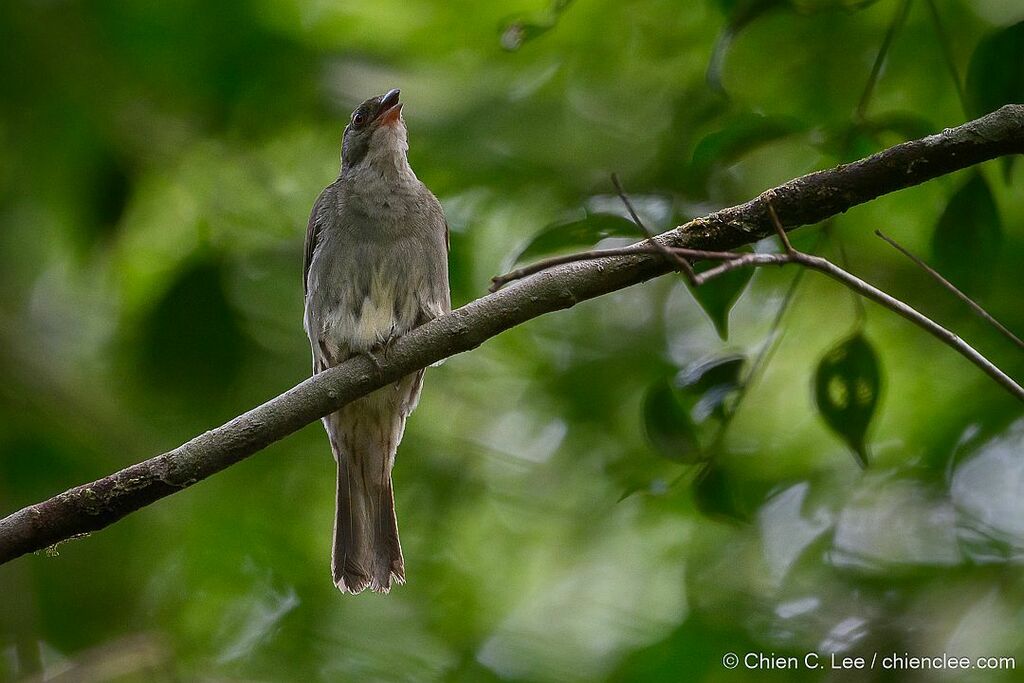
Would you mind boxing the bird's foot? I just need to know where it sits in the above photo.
[364,335,398,380]
[364,348,385,379]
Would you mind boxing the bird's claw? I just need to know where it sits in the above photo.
[364,349,385,377]
[364,335,398,380]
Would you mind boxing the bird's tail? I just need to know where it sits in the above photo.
[327,401,406,594]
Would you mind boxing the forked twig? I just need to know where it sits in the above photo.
[489,244,740,293]
[490,207,1024,402]
[611,173,697,284]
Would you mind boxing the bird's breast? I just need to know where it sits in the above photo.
[310,233,428,359]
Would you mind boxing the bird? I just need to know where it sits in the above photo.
[303,88,450,594]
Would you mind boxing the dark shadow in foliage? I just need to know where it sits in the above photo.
[93,1,322,134]
[83,148,131,249]
[644,378,702,465]
[639,356,753,516]
[693,460,752,523]
[0,434,84,508]
[966,21,1024,122]
[139,256,246,399]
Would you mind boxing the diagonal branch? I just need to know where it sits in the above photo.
[497,241,1024,400]
[2,105,1023,566]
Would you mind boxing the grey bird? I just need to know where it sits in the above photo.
[303,88,450,594]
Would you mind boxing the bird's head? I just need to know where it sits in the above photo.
[340,88,410,174]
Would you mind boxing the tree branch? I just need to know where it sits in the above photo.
[2,105,1023,566]
[494,241,1024,401]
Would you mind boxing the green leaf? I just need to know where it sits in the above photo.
[692,462,748,522]
[813,332,882,468]
[966,21,1024,120]
[677,355,746,423]
[643,378,702,464]
[708,0,788,94]
[689,113,807,187]
[511,211,639,265]
[691,259,754,340]
[86,148,131,247]
[966,21,1024,182]
[707,0,880,93]
[499,0,576,51]
[823,114,935,162]
[930,172,1002,295]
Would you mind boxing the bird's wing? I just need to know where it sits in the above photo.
[425,192,452,316]
[303,185,332,298]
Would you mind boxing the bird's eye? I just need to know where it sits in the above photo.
[353,112,365,127]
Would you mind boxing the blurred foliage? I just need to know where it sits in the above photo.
[1,0,1024,681]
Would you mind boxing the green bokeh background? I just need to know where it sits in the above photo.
[2,0,1024,680]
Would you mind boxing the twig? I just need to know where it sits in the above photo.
[791,252,1022,399]
[856,0,912,121]
[698,265,808,465]
[833,228,867,324]
[765,196,795,256]
[692,253,771,284]
[489,245,739,293]
[494,245,1024,401]
[611,173,697,284]
[712,229,827,451]
[876,229,1024,350]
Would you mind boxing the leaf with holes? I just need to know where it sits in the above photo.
[511,212,639,265]
[814,332,882,468]
[644,379,702,464]
[931,172,1002,295]
[692,259,754,340]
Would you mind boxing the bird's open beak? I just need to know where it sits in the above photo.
[377,88,403,127]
